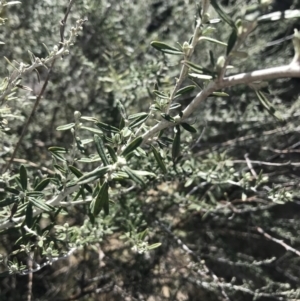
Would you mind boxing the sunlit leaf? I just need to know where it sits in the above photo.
[56,123,75,131]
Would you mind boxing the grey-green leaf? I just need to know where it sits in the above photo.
[175,85,196,97]
[210,0,236,29]
[56,123,75,131]
[151,41,183,55]
[94,135,110,166]
[122,166,145,186]
[77,166,110,185]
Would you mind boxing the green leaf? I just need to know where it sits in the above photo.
[90,181,109,216]
[175,85,196,97]
[94,135,110,166]
[198,36,227,46]
[209,50,215,67]
[172,126,181,161]
[29,197,53,212]
[257,9,300,23]
[34,178,50,191]
[5,187,20,195]
[169,103,182,110]
[153,90,169,99]
[150,41,183,55]
[210,0,236,29]
[106,145,118,163]
[0,196,18,208]
[151,145,167,174]
[49,151,66,162]
[254,90,283,121]
[148,242,162,250]
[129,113,149,129]
[181,122,197,133]
[189,73,213,80]
[184,60,215,75]
[128,112,149,120]
[122,166,145,186]
[68,165,83,178]
[3,1,22,6]
[25,202,33,228]
[96,121,119,133]
[56,123,75,131]
[227,29,238,55]
[161,113,175,123]
[76,166,110,185]
[211,91,229,97]
[48,146,67,153]
[121,136,143,157]
[80,126,103,135]
[19,165,28,191]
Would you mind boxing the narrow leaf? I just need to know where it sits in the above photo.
[172,126,181,161]
[19,165,28,191]
[199,36,227,46]
[254,90,283,121]
[96,122,119,133]
[121,136,143,157]
[151,145,167,174]
[48,146,67,153]
[175,85,196,97]
[148,243,162,250]
[211,91,229,97]
[34,178,50,191]
[56,123,75,131]
[29,198,53,212]
[210,0,236,29]
[181,122,197,133]
[25,203,33,228]
[227,29,238,55]
[151,41,183,55]
[189,73,213,80]
[68,165,83,178]
[128,112,149,120]
[161,113,175,123]
[94,135,110,166]
[129,114,149,129]
[122,166,145,186]
[90,181,109,216]
[106,145,118,163]
[77,166,110,185]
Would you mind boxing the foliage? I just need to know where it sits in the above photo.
[1,0,300,300]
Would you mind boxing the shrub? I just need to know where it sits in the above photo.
[1,0,300,300]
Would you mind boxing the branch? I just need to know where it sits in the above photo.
[257,227,300,257]
[142,62,300,145]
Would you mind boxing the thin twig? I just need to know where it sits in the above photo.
[4,0,76,172]
[257,227,300,257]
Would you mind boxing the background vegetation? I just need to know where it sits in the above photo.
[1,0,300,300]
